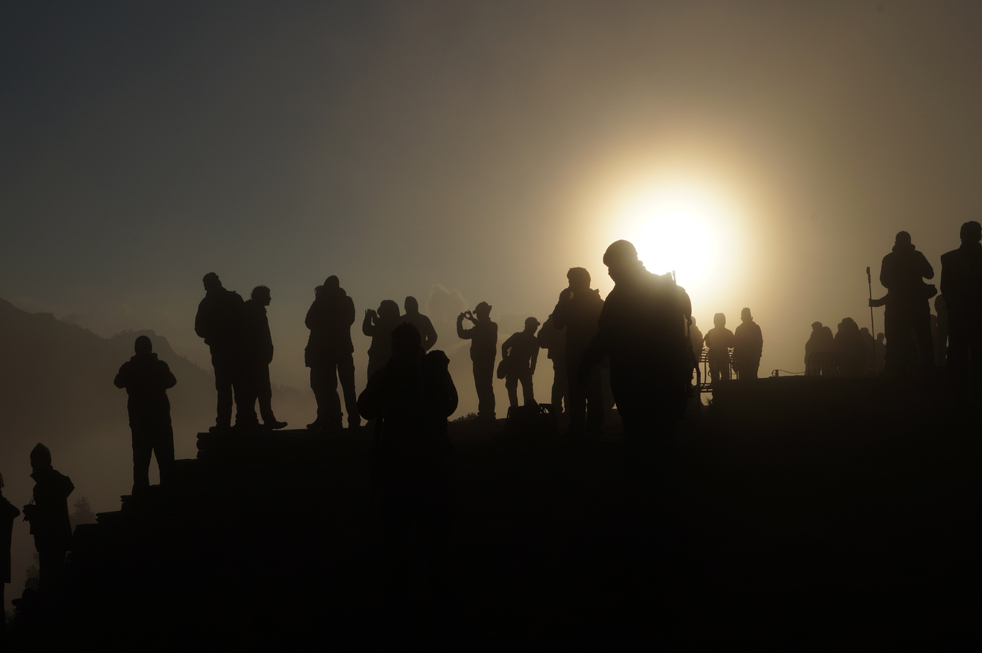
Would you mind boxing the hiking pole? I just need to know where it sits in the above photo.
[866,266,875,337]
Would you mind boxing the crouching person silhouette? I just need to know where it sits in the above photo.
[357,323,458,620]
[114,335,176,494]
[23,444,74,595]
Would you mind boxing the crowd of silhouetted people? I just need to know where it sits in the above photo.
[5,222,981,633]
[798,224,982,385]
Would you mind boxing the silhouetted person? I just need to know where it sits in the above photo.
[581,240,692,498]
[457,302,498,423]
[732,307,763,380]
[689,316,704,382]
[501,317,540,409]
[553,267,606,438]
[537,314,568,414]
[402,296,438,352]
[363,300,402,381]
[305,277,359,431]
[934,294,949,368]
[879,231,935,375]
[704,313,735,384]
[114,335,177,493]
[22,444,73,595]
[238,286,287,431]
[834,317,866,376]
[357,323,458,612]
[941,221,982,387]
[195,273,247,432]
[805,322,826,376]
[0,472,19,635]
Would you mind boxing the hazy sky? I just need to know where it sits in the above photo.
[4,0,982,393]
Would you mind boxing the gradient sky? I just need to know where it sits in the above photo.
[4,1,982,401]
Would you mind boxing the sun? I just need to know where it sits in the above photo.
[608,181,737,298]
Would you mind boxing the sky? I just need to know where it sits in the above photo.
[4,0,982,400]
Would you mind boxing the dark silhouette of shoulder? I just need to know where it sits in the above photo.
[195,286,245,345]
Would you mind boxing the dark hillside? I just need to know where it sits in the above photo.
[5,377,979,648]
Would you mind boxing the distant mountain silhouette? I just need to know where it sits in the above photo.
[0,298,215,443]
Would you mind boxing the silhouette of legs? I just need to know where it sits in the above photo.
[236,366,267,428]
[132,423,175,493]
[946,313,982,387]
[473,358,495,421]
[708,359,728,384]
[521,372,534,405]
[739,362,760,379]
[504,370,535,408]
[337,354,359,428]
[311,354,359,429]
[311,365,342,429]
[255,365,275,424]
[505,375,519,408]
[884,303,934,375]
[550,356,568,414]
[566,360,604,438]
[213,352,235,429]
[912,306,934,369]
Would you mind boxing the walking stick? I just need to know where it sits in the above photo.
[866,266,875,336]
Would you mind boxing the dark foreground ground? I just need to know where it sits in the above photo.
[7,377,981,649]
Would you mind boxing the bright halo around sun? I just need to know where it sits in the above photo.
[609,182,738,298]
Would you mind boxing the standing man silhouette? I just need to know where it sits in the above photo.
[537,314,568,415]
[501,317,540,409]
[704,313,735,384]
[305,276,359,432]
[22,444,73,595]
[241,286,287,431]
[941,221,982,387]
[879,231,935,375]
[732,307,763,379]
[581,240,692,498]
[402,296,438,352]
[195,273,246,432]
[457,302,498,423]
[553,267,606,439]
[114,335,177,493]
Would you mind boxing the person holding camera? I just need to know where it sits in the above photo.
[23,444,74,595]
[457,302,498,423]
[363,300,403,381]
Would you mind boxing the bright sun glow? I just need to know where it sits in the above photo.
[609,182,738,298]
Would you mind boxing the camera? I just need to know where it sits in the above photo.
[22,503,37,522]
